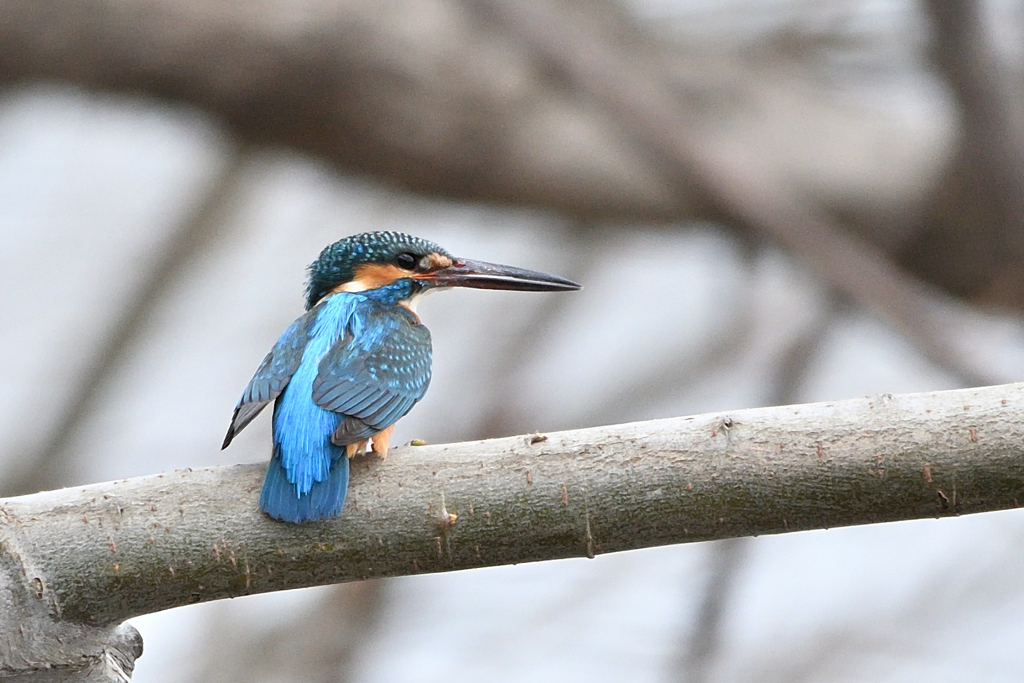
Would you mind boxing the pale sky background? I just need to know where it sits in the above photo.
[3,1,1024,681]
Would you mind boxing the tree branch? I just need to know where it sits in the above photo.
[1,382,1023,677]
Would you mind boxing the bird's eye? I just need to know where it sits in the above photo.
[396,252,418,270]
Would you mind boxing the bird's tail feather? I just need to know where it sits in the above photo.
[259,454,349,523]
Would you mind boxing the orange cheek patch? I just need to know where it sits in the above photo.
[334,264,410,293]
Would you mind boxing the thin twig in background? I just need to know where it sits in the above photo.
[192,581,384,683]
[672,538,747,683]
[486,0,998,388]
[4,145,250,496]
[908,1,1024,309]
[474,221,598,439]
[668,298,834,683]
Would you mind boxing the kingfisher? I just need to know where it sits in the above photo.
[222,231,580,523]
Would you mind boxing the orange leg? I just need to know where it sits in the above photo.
[346,440,368,458]
[370,425,396,459]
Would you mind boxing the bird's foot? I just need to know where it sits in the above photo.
[370,425,395,460]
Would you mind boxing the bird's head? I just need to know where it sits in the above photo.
[306,231,580,309]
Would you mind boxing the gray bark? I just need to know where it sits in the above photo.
[2,382,1023,677]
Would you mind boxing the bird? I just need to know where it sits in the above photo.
[222,231,581,523]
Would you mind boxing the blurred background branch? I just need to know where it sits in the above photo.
[2,0,1017,376]
[0,0,981,240]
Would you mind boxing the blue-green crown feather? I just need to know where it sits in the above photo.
[305,231,452,309]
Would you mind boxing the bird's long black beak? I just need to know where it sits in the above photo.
[422,258,581,292]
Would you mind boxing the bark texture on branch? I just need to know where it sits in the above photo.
[1,382,1023,677]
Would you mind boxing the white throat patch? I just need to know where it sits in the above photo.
[402,287,447,314]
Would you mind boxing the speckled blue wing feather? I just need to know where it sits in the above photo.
[230,287,433,523]
[261,294,359,521]
[222,306,321,448]
[311,303,432,445]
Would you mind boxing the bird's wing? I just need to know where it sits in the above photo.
[311,305,432,445]
[222,306,321,448]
